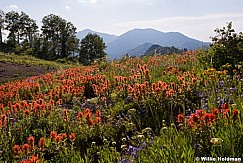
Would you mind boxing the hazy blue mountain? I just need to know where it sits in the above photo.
[76,29,117,44]
[126,42,153,56]
[106,28,209,58]
[77,28,210,59]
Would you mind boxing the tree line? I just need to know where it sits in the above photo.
[0,10,106,65]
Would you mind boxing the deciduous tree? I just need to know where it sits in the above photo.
[4,11,38,53]
[79,33,106,65]
[5,11,20,47]
[41,14,79,60]
[19,11,38,49]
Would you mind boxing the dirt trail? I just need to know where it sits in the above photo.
[0,61,50,83]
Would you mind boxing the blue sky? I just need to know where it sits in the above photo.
[1,0,243,41]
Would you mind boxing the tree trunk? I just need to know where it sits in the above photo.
[0,28,2,43]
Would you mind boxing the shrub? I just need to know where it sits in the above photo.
[210,22,243,73]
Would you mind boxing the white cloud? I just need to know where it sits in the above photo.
[79,0,97,4]
[8,5,18,9]
[112,13,243,41]
[65,5,70,9]
[89,0,97,4]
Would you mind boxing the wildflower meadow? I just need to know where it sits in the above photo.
[0,50,242,162]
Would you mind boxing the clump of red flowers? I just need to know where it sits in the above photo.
[76,108,102,125]
[13,145,21,155]
[232,109,239,120]
[176,104,240,129]
[27,136,35,147]
[69,133,76,141]
[176,114,186,123]
[38,137,45,150]
[50,131,58,140]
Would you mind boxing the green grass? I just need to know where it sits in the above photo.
[0,52,79,70]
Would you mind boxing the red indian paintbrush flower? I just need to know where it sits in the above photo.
[50,131,58,139]
[30,154,40,163]
[151,83,156,92]
[69,133,76,141]
[212,108,220,117]
[208,113,216,122]
[196,109,205,117]
[38,137,45,149]
[232,109,239,120]
[62,133,67,139]
[176,114,185,123]
[22,143,30,154]
[190,113,200,124]
[77,111,83,120]
[63,109,68,117]
[202,113,211,124]
[88,118,94,125]
[221,103,229,110]
[95,110,101,117]
[24,109,30,116]
[54,135,62,142]
[13,145,21,155]
[85,112,92,120]
[95,117,102,123]
[27,136,35,147]
[85,108,91,114]
[223,109,230,118]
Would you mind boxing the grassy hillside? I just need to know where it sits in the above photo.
[0,50,242,162]
[0,53,79,83]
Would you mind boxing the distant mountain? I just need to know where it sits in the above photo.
[106,28,209,58]
[145,44,184,55]
[126,42,153,56]
[76,29,117,44]
[77,28,210,59]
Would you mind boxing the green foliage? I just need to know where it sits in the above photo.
[210,22,243,72]
[1,11,80,63]
[0,52,77,69]
[79,33,107,65]
[56,58,68,64]
[41,14,79,60]
[4,11,38,53]
[136,126,195,162]
[145,45,184,56]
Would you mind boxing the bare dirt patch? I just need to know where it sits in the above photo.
[0,61,51,83]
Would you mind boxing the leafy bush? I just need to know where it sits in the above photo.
[210,22,243,73]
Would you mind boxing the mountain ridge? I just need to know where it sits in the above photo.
[76,29,118,44]
[76,28,210,58]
